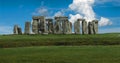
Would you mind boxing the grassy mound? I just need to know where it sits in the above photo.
[0,33,120,48]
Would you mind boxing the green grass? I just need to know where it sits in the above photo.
[0,46,120,63]
[0,33,120,48]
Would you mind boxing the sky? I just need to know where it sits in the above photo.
[0,0,120,34]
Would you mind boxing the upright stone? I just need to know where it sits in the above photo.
[62,19,68,34]
[13,25,18,34]
[32,16,47,34]
[82,19,88,34]
[18,27,22,34]
[46,19,54,34]
[67,21,72,34]
[88,22,94,34]
[92,20,98,34]
[54,17,61,34]
[32,17,39,34]
[74,19,80,34]
[24,22,31,34]
[54,16,68,34]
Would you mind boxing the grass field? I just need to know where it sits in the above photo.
[0,46,120,63]
[0,33,120,48]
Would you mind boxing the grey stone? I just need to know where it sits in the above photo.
[32,19,38,34]
[13,25,22,35]
[88,22,94,34]
[13,25,19,34]
[46,19,54,34]
[24,22,31,34]
[66,21,72,34]
[82,19,88,34]
[54,16,68,34]
[92,20,98,34]
[32,16,47,34]
[74,19,80,34]
[54,17,61,34]
[18,27,22,34]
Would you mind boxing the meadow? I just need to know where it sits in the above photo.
[0,46,120,63]
[0,33,120,63]
[0,33,120,48]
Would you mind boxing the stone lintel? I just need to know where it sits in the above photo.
[32,16,45,20]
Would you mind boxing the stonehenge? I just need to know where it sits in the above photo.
[46,19,54,34]
[92,20,98,34]
[24,22,31,34]
[32,16,47,34]
[74,19,80,34]
[13,25,22,34]
[13,16,98,35]
[82,19,88,34]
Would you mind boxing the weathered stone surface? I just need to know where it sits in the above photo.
[82,19,88,34]
[54,17,61,34]
[13,25,19,34]
[32,16,47,34]
[54,16,68,34]
[24,22,31,34]
[32,19,38,34]
[67,21,72,34]
[13,25,22,35]
[92,20,98,34]
[46,19,54,34]
[88,22,94,34]
[74,19,80,34]
[18,27,22,34]
[62,19,67,34]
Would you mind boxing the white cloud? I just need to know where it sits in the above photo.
[69,14,83,24]
[68,0,112,27]
[54,11,64,17]
[54,9,69,17]
[33,7,48,16]
[0,26,13,35]
[99,17,112,26]
[69,0,95,22]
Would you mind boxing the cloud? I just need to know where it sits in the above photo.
[54,9,69,17]
[99,17,112,26]
[69,0,95,22]
[54,11,64,17]
[0,26,13,35]
[68,0,112,26]
[33,7,49,16]
[69,14,83,24]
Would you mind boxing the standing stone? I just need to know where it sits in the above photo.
[92,20,98,34]
[18,27,22,34]
[88,22,94,34]
[54,17,61,34]
[39,16,46,34]
[32,17,38,34]
[24,22,31,34]
[32,16,47,34]
[67,21,72,34]
[46,19,54,34]
[74,19,80,34]
[62,19,68,34]
[13,25,19,34]
[54,21,59,34]
[82,19,88,34]
[54,16,68,34]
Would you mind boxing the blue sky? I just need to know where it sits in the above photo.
[0,0,120,34]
